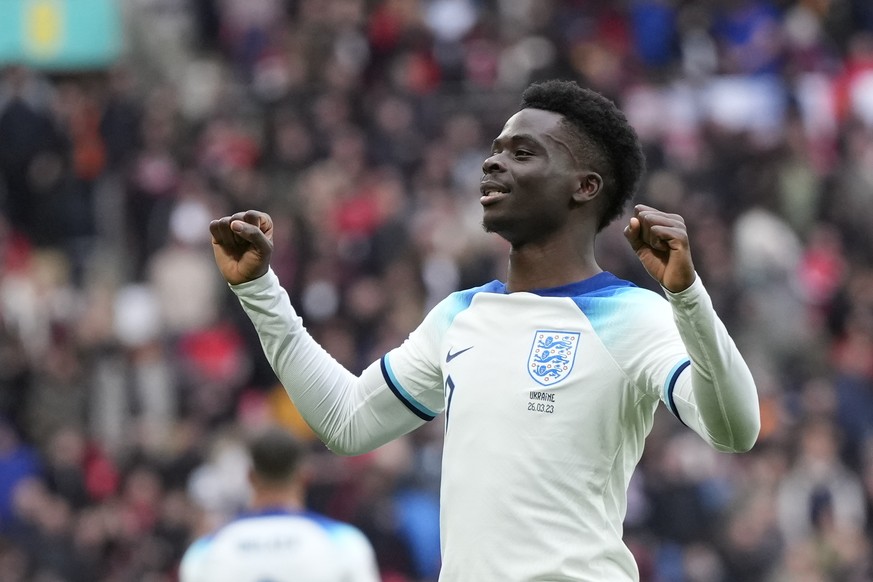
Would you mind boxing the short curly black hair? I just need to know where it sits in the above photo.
[520,80,645,231]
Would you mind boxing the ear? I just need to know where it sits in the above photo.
[572,171,602,203]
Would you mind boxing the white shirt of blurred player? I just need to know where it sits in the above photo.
[179,508,380,582]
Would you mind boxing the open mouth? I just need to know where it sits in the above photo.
[480,191,508,206]
[480,183,509,205]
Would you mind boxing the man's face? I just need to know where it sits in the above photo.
[480,108,587,247]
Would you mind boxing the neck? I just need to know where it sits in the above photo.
[505,235,600,293]
[250,483,305,512]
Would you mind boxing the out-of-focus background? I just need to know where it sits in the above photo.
[1,0,872,580]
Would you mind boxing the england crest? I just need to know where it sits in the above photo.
[528,330,580,386]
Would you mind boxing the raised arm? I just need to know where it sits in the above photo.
[210,210,274,285]
[625,205,760,452]
[211,211,429,455]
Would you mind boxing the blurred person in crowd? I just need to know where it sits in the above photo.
[711,442,787,581]
[180,426,380,582]
[210,79,760,581]
[777,418,866,544]
[0,419,40,529]
[0,66,66,246]
[6,477,80,581]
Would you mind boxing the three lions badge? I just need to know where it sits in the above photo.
[528,331,580,386]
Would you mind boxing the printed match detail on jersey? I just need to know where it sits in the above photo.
[526,389,557,414]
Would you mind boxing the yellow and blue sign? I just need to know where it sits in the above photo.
[0,0,122,70]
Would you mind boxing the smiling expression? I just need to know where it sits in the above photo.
[480,108,601,247]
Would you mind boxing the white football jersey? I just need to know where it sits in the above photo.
[179,509,380,582]
[382,273,694,580]
[232,269,759,582]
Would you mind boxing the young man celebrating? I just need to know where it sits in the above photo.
[209,80,760,581]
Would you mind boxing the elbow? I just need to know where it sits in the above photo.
[320,426,381,457]
[711,417,761,453]
[736,409,762,452]
[727,434,758,453]
[324,440,371,457]
[319,431,369,456]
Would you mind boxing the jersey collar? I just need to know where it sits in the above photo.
[493,271,634,297]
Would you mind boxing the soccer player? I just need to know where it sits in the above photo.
[179,427,380,582]
[209,80,760,581]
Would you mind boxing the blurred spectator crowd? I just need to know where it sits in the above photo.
[2,0,873,580]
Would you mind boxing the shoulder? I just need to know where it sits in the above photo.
[422,280,504,331]
[568,273,666,305]
[302,511,372,547]
[183,510,371,558]
[567,274,675,335]
[298,511,379,573]
[442,280,504,310]
[531,272,667,312]
[179,535,213,582]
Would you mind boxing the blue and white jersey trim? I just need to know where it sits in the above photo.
[381,356,437,420]
[664,358,691,426]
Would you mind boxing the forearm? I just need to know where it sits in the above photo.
[230,269,424,454]
[666,276,760,452]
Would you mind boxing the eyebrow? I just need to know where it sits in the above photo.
[491,131,579,165]
[491,133,542,149]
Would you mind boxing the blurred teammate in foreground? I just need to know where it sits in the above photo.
[210,79,761,581]
[179,427,380,582]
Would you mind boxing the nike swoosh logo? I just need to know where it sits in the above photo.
[446,346,474,363]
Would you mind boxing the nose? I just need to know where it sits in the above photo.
[482,154,505,175]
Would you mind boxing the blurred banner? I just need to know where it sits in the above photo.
[0,0,122,70]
